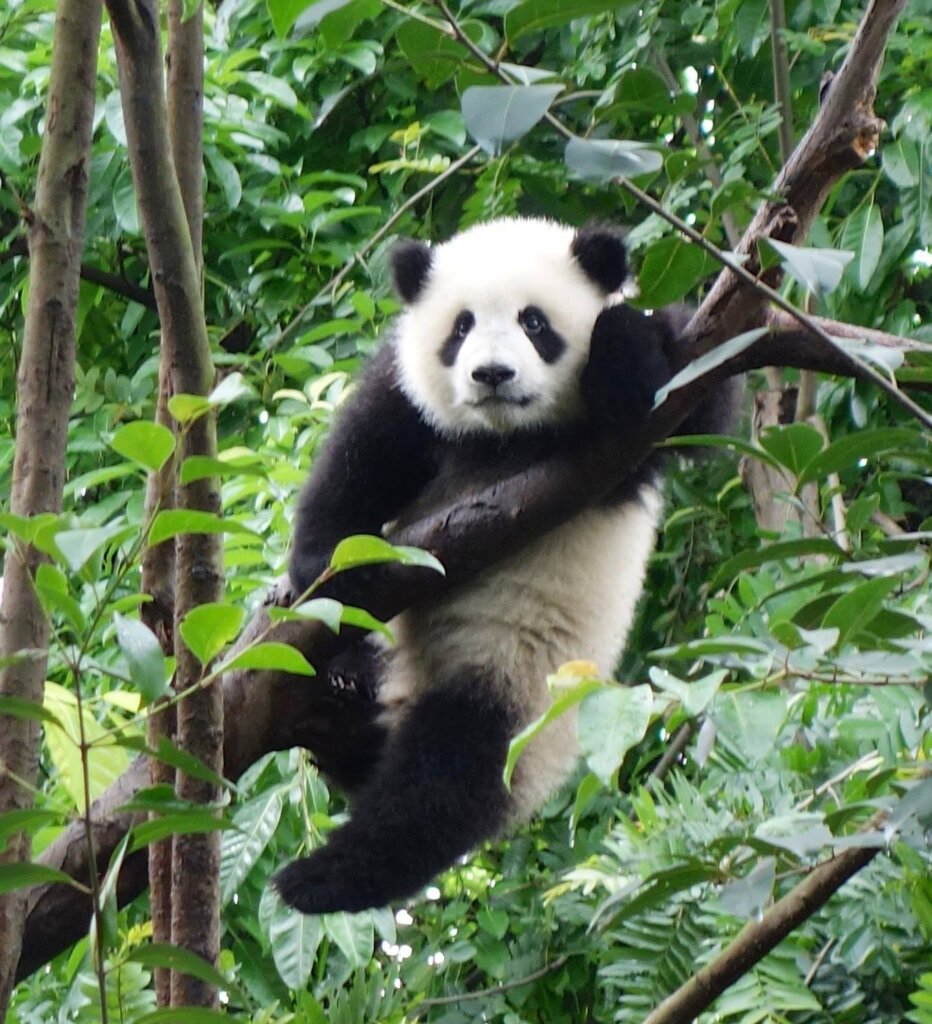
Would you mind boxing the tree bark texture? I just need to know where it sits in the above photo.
[15,0,919,984]
[106,0,223,1007]
[145,1,206,1005]
[0,0,102,1009]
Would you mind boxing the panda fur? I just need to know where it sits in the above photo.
[274,217,729,915]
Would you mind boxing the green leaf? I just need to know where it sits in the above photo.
[148,509,255,547]
[110,421,175,472]
[505,0,632,40]
[565,137,662,182]
[797,427,921,483]
[114,613,170,705]
[578,684,653,785]
[0,862,81,895]
[221,789,284,906]
[758,423,824,477]
[129,810,231,853]
[329,535,444,575]
[719,857,776,918]
[34,563,85,633]
[636,236,713,307]
[0,695,63,728]
[127,943,234,994]
[219,641,315,677]
[649,668,726,716]
[323,910,374,967]
[710,538,844,590]
[654,328,768,407]
[461,84,562,156]
[0,809,65,853]
[766,238,854,296]
[43,681,131,811]
[504,672,603,787]
[208,371,253,408]
[54,521,134,574]
[267,894,323,989]
[396,19,486,90]
[477,907,509,939]
[841,199,884,292]
[821,575,899,647]
[179,603,246,665]
[167,393,211,425]
[118,735,229,789]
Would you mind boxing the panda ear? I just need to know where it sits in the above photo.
[390,239,433,303]
[571,225,628,293]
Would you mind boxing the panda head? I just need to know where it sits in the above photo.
[390,218,627,436]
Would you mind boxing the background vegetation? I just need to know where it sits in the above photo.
[0,0,930,1020]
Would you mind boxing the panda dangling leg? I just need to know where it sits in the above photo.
[273,668,516,915]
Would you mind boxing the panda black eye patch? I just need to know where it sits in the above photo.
[519,306,565,363]
[439,310,475,366]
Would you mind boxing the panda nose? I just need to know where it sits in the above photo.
[472,363,515,388]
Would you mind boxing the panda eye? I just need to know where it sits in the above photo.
[453,311,474,339]
[520,307,548,336]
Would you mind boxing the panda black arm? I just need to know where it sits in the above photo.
[581,302,739,439]
[289,343,437,599]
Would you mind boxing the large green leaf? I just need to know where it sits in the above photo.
[578,684,653,784]
[178,602,246,666]
[505,0,632,40]
[636,236,714,307]
[565,137,662,182]
[110,421,175,472]
[461,84,562,156]
[221,789,284,906]
[114,613,170,705]
[766,238,854,295]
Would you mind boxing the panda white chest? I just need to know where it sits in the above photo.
[380,484,662,719]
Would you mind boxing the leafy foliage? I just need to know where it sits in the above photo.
[1,0,930,1019]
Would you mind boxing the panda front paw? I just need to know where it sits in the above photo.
[274,848,380,915]
[582,304,674,430]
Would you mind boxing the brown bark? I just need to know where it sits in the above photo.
[106,0,222,1008]
[15,0,920,982]
[142,1,206,1005]
[0,0,102,1009]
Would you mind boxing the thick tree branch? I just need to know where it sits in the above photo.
[17,0,921,979]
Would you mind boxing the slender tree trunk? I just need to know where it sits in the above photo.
[145,1,206,1004]
[106,0,223,1008]
[0,0,101,1010]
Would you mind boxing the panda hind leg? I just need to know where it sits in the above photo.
[273,668,516,915]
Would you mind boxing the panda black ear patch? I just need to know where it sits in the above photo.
[390,239,433,303]
[571,225,628,293]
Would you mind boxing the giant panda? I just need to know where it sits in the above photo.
[274,217,730,915]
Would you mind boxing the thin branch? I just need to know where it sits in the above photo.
[0,238,156,309]
[769,0,795,161]
[652,50,741,248]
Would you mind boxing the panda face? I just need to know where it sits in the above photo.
[393,218,625,437]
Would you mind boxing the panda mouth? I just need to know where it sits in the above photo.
[471,394,534,408]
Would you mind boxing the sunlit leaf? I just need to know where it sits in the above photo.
[462,84,562,156]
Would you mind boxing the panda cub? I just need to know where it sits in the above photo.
[275,217,724,915]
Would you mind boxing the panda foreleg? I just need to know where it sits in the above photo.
[274,668,515,914]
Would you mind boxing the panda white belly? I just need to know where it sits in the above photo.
[380,485,662,816]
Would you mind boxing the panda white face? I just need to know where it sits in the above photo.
[393,218,621,437]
